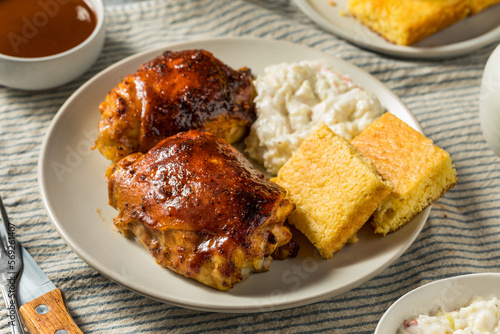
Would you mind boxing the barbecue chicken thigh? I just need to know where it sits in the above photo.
[108,130,295,290]
[96,49,256,163]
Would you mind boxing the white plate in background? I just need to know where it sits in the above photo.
[293,0,500,59]
[375,273,500,333]
[39,38,429,312]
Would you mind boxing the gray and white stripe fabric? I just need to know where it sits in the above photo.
[1,0,499,333]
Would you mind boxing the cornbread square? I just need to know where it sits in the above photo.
[273,123,392,259]
[351,113,458,235]
[348,0,470,45]
[469,0,500,14]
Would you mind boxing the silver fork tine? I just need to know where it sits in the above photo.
[0,196,8,252]
[0,195,26,334]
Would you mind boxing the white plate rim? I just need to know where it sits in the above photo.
[293,0,500,59]
[38,37,430,313]
[375,272,500,333]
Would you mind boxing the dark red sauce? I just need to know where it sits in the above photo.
[0,0,97,58]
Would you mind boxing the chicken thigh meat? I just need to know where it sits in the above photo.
[96,49,256,163]
[108,130,295,290]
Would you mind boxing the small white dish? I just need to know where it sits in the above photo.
[375,273,500,333]
[39,37,429,312]
[293,0,500,59]
[0,0,105,91]
[480,43,500,157]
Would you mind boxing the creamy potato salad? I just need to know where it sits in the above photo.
[399,297,500,334]
[244,59,384,174]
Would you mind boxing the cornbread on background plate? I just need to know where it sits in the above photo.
[469,0,500,13]
[351,112,458,236]
[348,0,471,45]
[272,122,392,259]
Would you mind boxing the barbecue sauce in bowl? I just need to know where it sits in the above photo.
[0,0,97,58]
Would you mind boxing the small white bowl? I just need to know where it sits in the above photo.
[375,273,500,333]
[480,43,500,156]
[0,0,105,91]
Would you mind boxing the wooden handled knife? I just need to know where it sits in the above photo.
[17,245,82,334]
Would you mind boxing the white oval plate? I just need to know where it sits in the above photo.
[39,37,429,312]
[375,273,500,333]
[293,0,500,59]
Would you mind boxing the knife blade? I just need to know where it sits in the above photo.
[17,244,83,334]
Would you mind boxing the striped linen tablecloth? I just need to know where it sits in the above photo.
[1,0,500,333]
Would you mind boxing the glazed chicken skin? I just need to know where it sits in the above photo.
[108,130,295,290]
[96,49,256,163]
